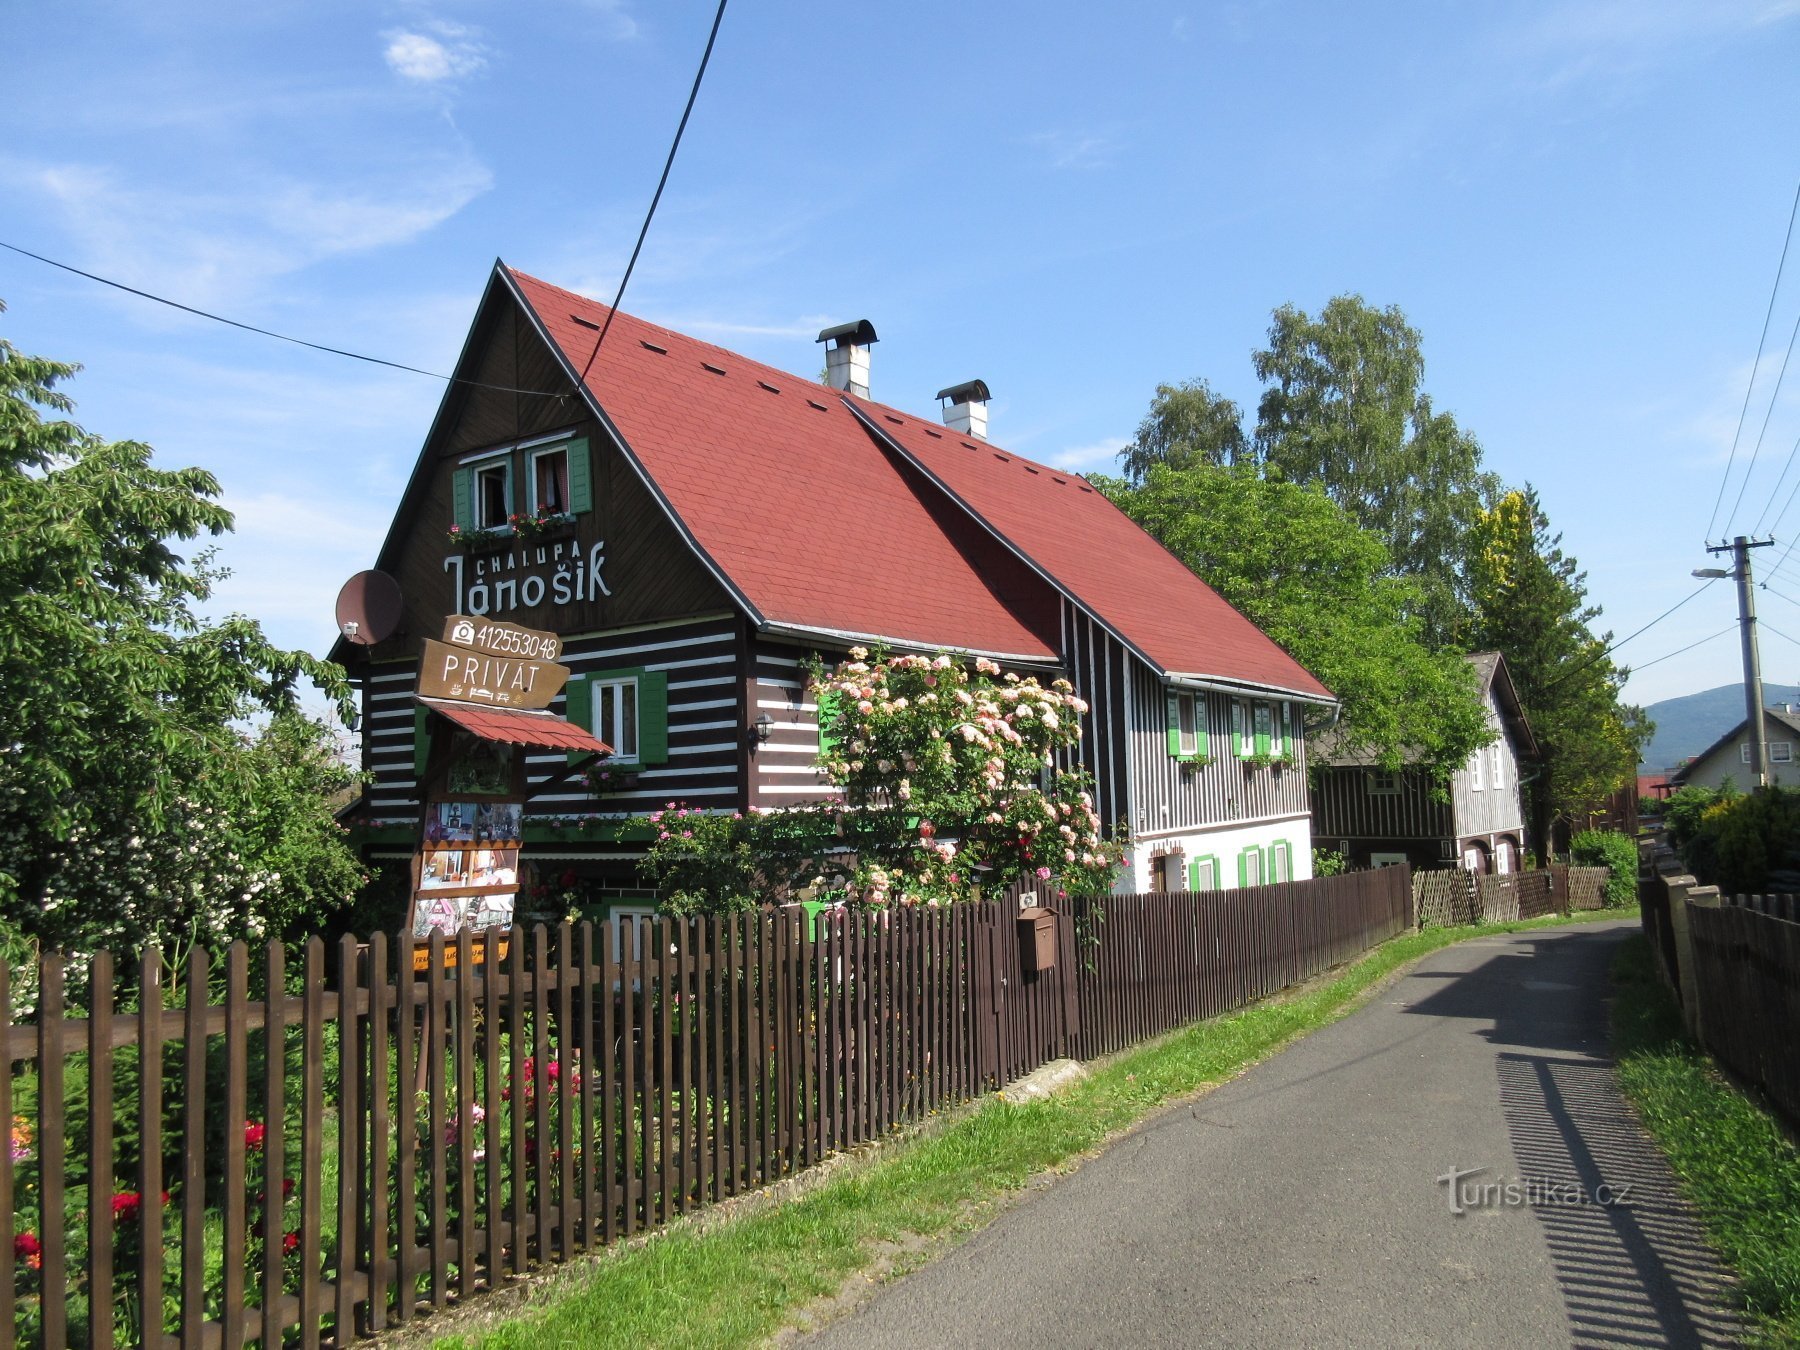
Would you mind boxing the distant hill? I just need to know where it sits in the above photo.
[1637,682,1800,773]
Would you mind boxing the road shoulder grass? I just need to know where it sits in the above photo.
[1610,935,1800,1345]
[434,908,1628,1350]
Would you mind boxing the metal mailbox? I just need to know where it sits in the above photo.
[1017,905,1058,974]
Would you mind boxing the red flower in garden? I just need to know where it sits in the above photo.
[14,1231,40,1270]
[283,1231,300,1255]
[112,1191,142,1223]
[245,1121,267,1151]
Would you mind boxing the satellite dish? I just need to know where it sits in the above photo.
[334,570,404,646]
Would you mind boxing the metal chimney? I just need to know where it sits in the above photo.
[816,320,878,397]
[937,379,991,440]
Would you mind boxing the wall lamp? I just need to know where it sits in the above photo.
[746,713,774,747]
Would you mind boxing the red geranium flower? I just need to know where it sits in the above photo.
[112,1191,142,1223]
[245,1121,267,1151]
[283,1231,300,1255]
[14,1231,40,1269]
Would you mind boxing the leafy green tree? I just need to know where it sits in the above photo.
[1095,462,1489,779]
[1118,379,1248,481]
[1251,297,1501,646]
[0,309,360,959]
[1464,487,1650,841]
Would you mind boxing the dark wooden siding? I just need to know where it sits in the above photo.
[745,637,843,811]
[1056,602,1130,833]
[1310,767,1453,850]
[1124,657,1312,844]
[359,614,744,823]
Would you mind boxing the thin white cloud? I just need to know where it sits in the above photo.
[1498,0,1800,88]
[1048,436,1130,474]
[1024,130,1115,172]
[578,0,640,41]
[12,154,492,311]
[382,23,486,85]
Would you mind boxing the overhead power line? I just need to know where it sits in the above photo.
[1705,176,1800,544]
[0,239,568,400]
[1761,618,1800,651]
[1626,624,1739,674]
[1539,578,1720,693]
[1740,306,1800,536]
[575,0,729,386]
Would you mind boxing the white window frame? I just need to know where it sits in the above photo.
[1271,841,1291,883]
[1277,702,1291,758]
[1367,770,1400,796]
[1491,741,1505,790]
[1742,743,1754,763]
[527,443,573,518]
[1236,700,1254,757]
[1254,702,1274,756]
[1241,846,1264,888]
[1469,746,1485,791]
[593,675,641,765]
[1175,691,1200,758]
[1193,856,1217,892]
[1773,741,1794,764]
[474,459,513,531]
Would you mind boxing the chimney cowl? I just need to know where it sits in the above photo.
[938,378,991,440]
[816,320,877,397]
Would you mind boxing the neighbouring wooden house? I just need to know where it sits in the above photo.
[1310,652,1540,874]
[335,262,1335,925]
[1670,706,1800,792]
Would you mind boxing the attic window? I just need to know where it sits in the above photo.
[806,399,829,412]
[1078,484,1094,492]
[702,362,727,376]
[1052,476,1068,485]
[1024,465,1040,474]
[924,428,943,438]
[530,445,570,516]
[758,380,781,394]
[884,414,904,425]
[993,452,1011,463]
[639,340,668,354]
[961,441,978,451]
[572,315,601,331]
[475,461,512,530]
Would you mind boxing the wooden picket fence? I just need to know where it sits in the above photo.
[4,865,1413,1349]
[1684,894,1800,1130]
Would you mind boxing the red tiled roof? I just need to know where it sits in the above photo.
[847,400,1333,699]
[505,269,1058,662]
[423,698,611,754]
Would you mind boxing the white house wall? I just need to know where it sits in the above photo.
[1124,814,1316,893]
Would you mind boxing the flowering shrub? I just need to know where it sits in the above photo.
[640,650,1126,910]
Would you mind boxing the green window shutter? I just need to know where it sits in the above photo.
[1195,696,1209,758]
[637,668,670,765]
[1231,701,1246,758]
[1166,690,1183,758]
[1254,703,1271,757]
[566,437,593,514]
[452,467,475,531]
[564,675,593,766]
[1187,857,1200,891]
[1237,849,1248,888]
[817,689,841,760]
[413,705,432,778]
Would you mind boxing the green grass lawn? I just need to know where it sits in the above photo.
[434,907,1630,1350]
[1610,935,1800,1345]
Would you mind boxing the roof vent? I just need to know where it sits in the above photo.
[937,379,990,440]
[816,320,877,398]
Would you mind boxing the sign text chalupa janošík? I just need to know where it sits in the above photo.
[416,615,569,710]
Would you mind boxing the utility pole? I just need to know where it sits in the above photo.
[1700,535,1775,787]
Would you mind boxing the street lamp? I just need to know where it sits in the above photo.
[1692,567,1731,579]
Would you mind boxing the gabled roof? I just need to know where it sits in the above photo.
[505,268,1056,662]
[502,263,1328,697]
[843,398,1332,700]
[1671,706,1800,784]
[1470,651,1540,763]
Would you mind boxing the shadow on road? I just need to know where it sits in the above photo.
[1407,930,1743,1348]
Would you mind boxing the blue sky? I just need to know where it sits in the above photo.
[4,0,1799,710]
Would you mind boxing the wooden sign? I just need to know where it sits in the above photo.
[411,933,510,972]
[417,637,569,709]
[442,614,562,663]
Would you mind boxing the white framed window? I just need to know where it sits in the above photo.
[1254,702,1274,756]
[1176,691,1199,758]
[1235,700,1254,757]
[1278,702,1292,758]
[1774,741,1794,764]
[1469,746,1485,791]
[529,444,571,516]
[475,459,512,530]
[1742,743,1752,763]
[594,676,641,763]
[1271,841,1292,883]
[1367,770,1400,795]
[1240,846,1264,888]
[1192,856,1218,892]
[1164,853,1187,892]
[1491,742,1505,790]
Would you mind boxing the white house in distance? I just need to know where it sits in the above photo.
[1671,706,1800,791]
[335,262,1337,919]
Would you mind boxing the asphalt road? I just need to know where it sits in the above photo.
[802,920,1744,1348]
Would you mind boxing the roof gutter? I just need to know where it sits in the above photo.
[1166,672,1338,707]
[758,621,1060,670]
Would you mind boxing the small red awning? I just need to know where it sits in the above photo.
[420,698,611,755]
